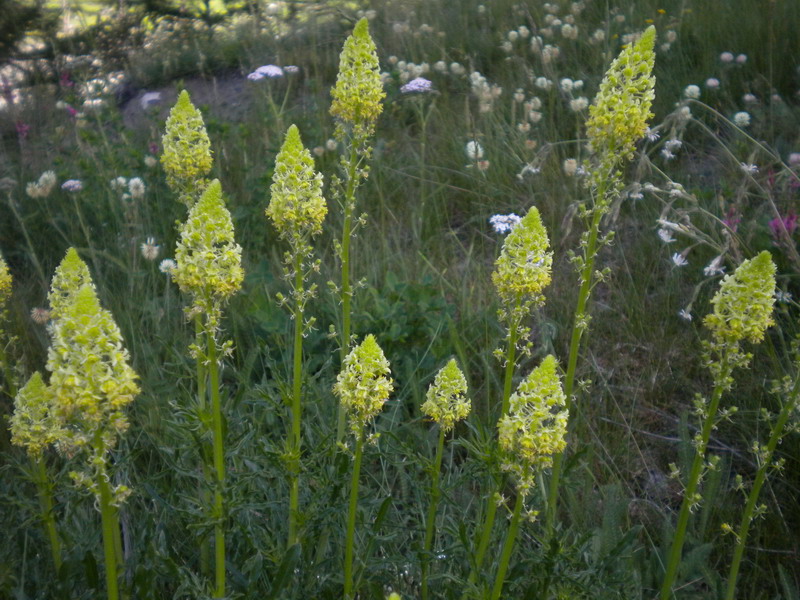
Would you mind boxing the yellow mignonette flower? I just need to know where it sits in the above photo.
[498,355,567,496]
[174,179,244,319]
[267,124,327,239]
[330,17,385,141]
[422,358,470,433]
[334,334,394,437]
[47,284,140,454]
[10,372,62,458]
[0,253,11,309]
[47,247,94,320]
[161,90,213,206]
[492,205,553,307]
[704,250,776,346]
[586,25,656,165]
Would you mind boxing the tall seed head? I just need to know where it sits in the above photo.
[267,124,327,239]
[704,250,776,346]
[161,90,213,206]
[498,355,568,496]
[421,359,470,433]
[334,334,394,437]
[330,18,385,142]
[492,205,553,307]
[586,26,656,166]
[174,179,244,322]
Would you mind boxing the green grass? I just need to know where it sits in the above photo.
[1,0,800,598]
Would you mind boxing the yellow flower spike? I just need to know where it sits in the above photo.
[47,247,94,320]
[174,179,244,324]
[498,355,567,496]
[0,253,11,310]
[491,205,553,308]
[586,25,656,166]
[10,372,62,458]
[330,17,385,142]
[334,334,394,437]
[704,251,776,346]
[161,90,213,206]
[422,358,470,433]
[267,124,327,239]
[47,284,140,456]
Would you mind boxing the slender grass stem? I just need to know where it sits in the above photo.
[33,456,62,574]
[344,431,365,599]
[288,253,305,548]
[421,426,446,600]
[660,360,731,600]
[724,376,800,600]
[207,329,226,599]
[545,179,607,537]
[490,492,524,600]
[336,144,360,445]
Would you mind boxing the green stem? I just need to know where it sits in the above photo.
[336,144,360,445]
[97,461,119,600]
[421,427,446,600]
[288,253,304,548]
[660,360,732,600]
[33,456,62,574]
[545,181,607,538]
[195,316,211,579]
[344,431,365,599]
[207,329,226,599]
[724,377,800,600]
[490,493,525,600]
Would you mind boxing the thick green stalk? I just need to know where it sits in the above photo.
[207,330,226,599]
[545,180,607,537]
[724,378,800,600]
[33,456,62,574]
[344,431,365,599]
[660,360,731,600]
[195,316,211,578]
[421,427,446,600]
[336,144,361,444]
[288,253,305,547]
[96,460,119,600]
[490,493,525,600]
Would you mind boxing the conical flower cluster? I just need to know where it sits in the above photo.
[173,179,244,325]
[0,253,10,310]
[330,17,385,143]
[334,334,394,437]
[586,26,656,166]
[704,251,776,346]
[491,205,552,308]
[498,355,567,495]
[267,124,327,240]
[161,90,213,206]
[421,359,470,433]
[10,372,62,458]
[47,247,95,319]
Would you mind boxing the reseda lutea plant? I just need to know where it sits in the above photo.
[545,25,657,536]
[266,123,327,549]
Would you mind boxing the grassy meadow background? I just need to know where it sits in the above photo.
[1,0,800,598]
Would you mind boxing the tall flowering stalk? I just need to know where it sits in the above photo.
[266,124,327,548]
[660,251,776,599]
[45,248,140,600]
[491,355,567,599]
[10,372,64,575]
[173,179,244,598]
[329,18,385,444]
[333,335,394,599]
[0,253,15,398]
[466,205,552,590]
[545,26,656,535]
[161,90,213,207]
[419,359,470,600]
